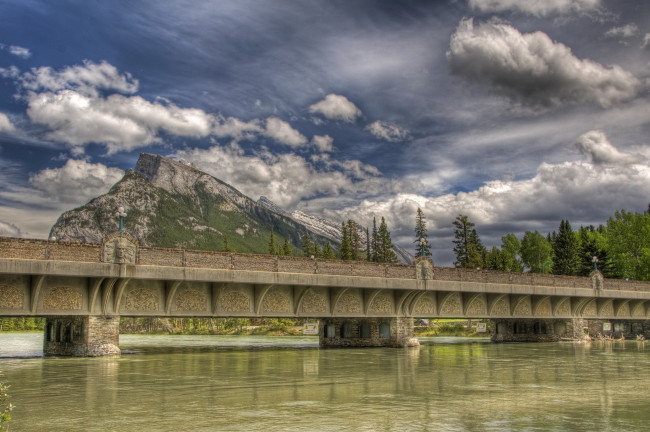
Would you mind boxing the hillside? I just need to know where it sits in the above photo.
[49,153,333,254]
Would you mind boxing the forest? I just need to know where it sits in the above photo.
[449,206,650,281]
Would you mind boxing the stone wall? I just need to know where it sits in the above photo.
[0,237,101,262]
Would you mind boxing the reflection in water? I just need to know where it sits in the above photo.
[1,334,650,431]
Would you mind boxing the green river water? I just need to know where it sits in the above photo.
[1,333,649,431]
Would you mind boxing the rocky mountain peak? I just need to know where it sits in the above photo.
[135,153,202,196]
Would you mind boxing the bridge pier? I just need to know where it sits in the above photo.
[491,318,579,342]
[319,317,419,348]
[44,316,121,357]
[492,318,650,342]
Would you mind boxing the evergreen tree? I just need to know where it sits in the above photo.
[301,233,313,257]
[222,235,235,253]
[577,226,600,276]
[551,219,580,275]
[414,207,432,258]
[347,219,363,261]
[366,227,371,261]
[520,231,552,273]
[268,231,277,256]
[281,239,292,256]
[377,217,398,263]
[371,217,379,262]
[452,215,486,268]
[339,222,352,260]
[322,242,336,259]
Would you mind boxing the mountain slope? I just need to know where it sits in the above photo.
[258,197,415,265]
[50,153,333,253]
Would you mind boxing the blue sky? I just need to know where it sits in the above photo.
[0,0,649,265]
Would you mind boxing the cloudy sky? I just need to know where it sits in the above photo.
[0,0,648,265]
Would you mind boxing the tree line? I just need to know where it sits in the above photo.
[449,206,650,281]
[263,216,401,263]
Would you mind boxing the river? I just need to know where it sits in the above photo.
[1,333,649,431]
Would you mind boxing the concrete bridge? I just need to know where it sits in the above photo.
[1,233,650,356]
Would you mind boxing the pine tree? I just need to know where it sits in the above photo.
[312,242,321,258]
[281,239,292,256]
[222,235,235,253]
[414,207,432,258]
[339,222,351,260]
[268,231,277,256]
[452,215,486,268]
[378,217,398,263]
[322,242,336,259]
[366,227,371,261]
[371,217,379,262]
[347,219,362,261]
[552,219,579,275]
[301,233,313,257]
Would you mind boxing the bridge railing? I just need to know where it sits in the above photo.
[1,236,649,292]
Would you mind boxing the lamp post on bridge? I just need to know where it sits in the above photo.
[116,206,127,233]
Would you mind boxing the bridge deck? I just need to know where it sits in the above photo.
[1,236,649,319]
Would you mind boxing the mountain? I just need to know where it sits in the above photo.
[51,152,415,264]
[258,197,415,265]
[49,153,333,253]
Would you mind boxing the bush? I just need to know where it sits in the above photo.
[0,374,13,431]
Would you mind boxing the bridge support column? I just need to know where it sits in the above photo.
[44,316,121,357]
[491,318,578,342]
[319,317,419,348]
[579,319,650,340]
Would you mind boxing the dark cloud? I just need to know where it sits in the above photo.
[447,18,641,109]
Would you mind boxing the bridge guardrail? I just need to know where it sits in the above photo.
[1,236,648,292]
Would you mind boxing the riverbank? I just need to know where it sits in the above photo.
[1,317,487,337]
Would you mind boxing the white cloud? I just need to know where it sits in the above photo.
[0,159,124,239]
[468,0,601,17]
[213,115,263,140]
[324,132,649,264]
[574,130,644,165]
[0,113,15,132]
[172,142,417,209]
[605,24,639,39]
[312,134,334,152]
[366,121,409,142]
[26,91,213,154]
[447,18,641,108]
[263,117,307,147]
[0,44,32,59]
[0,65,20,79]
[21,60,139,96]
[8,45,31,59]
[27,159,124,204]
[308,94,362,123]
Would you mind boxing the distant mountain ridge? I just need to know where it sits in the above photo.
[50,153,414,264]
